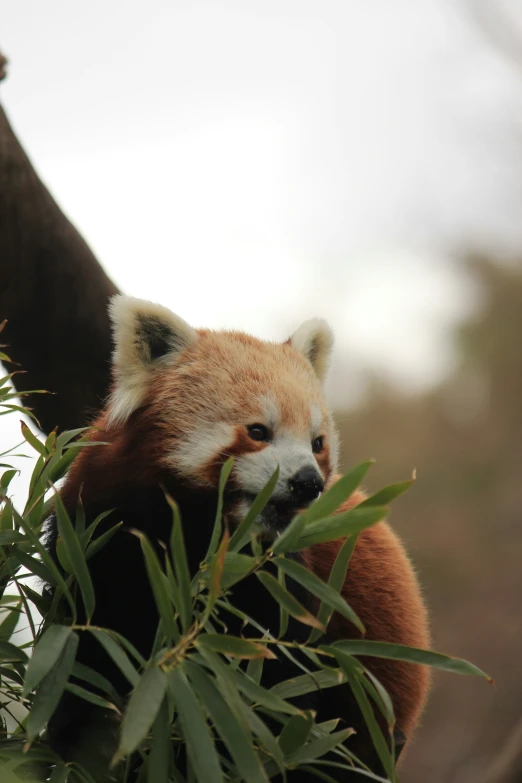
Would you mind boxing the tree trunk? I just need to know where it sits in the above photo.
[0,53,119,434]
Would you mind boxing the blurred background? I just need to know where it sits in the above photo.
[2,1,522,780]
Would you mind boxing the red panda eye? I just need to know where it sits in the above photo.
[247,424,271,442]
[312,436,324,454]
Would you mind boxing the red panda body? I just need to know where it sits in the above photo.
[46,297,430,780]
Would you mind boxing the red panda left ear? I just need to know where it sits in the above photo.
[288,318,334,383]
[106,295,198,426]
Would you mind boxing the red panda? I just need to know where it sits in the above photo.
[46,296,430,780]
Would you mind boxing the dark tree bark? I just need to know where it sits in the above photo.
[0,53,119,434]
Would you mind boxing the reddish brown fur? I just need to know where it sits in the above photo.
[302,486,431,738]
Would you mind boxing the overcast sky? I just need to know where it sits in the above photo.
[2,0,522,428]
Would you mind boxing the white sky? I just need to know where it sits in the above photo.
[1,0,522,426]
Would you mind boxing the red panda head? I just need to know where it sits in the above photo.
[106,296,339,534]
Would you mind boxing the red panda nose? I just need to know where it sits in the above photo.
[288,467,324,505]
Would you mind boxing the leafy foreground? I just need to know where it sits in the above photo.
[0,362,490,782]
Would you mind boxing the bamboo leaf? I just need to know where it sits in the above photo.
[0,639,29,663]
[185,661,269,783]
[89,629,140,687]
[148,696,170,783]
[134,531,178,644]
[359,480,414,508]
[220,553,256,589]
[204,528,230,621]
[274,556,364,634]
[166,497,192,633]
[54,493,95,621]
[287,728,354,764]
[228,465,280,552]
[85,522,123,560]
[256,571,324,630]
[270,668,346,700]
[197,634,275,660]
[26,631,79,741]
[309,534,359,644]
[323,640,492,680]
[329,649,394,778]
[278,712,314,757]
[21,422,47,457]
[292,507,388,551]
[118,665,168,758]
[205,457,234,562]
[302,461,374,523]
[168,666,224,783]
[24,625,72,695]
[65,682,118,711]
[271,510,308,555]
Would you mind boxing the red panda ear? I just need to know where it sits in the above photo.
[288,318,334,383]
[106,295,198,426]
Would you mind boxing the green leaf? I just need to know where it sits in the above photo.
[118,665,168,758]
[278,569,289,638]
[185,661,269,783]
[85,522,123,560]
[205,457,234,563]
[0,469,18,490]
[197,634,276,660]
[225,666,300,715]
[271,509,308,555]
[135,531,178,644]
[228,465,280,552]
[0,530,27,545]
[359,480,414,508]
[0,601,21,639]
[302,461,374,523]
[20,583,52,617]
[0,639,29,663]
[10,549,56,586]
[309,534,359,644]
[20,422,47,457]
[65,682,118,711]
[278,712,314,757]
[220,553,256,589]
[168,666,224,783]
[323,640,492,680]
[148,696,170,783]
[256,571,324,630]
[292,506,388,551]
[287,728,354,764]
[204,527,230,621]
[167,496,192,633]
[329,649,394,779]
[26,631,79,741]
[89,629,140,687]
[24,625,73,695]
[274,556,364,634]
[72,662,119,702]
[13,509,76,619]
[54,493,95,621]
[270,668,346,700]
[80,510,114,550]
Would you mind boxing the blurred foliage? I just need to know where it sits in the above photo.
[335,257,522,782]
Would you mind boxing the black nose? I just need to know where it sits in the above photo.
[288,467,324,505]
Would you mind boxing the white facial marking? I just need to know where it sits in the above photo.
[169,422,235,478]
[310,404,322,434]
[259,396,281,430]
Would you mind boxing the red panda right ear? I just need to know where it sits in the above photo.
[106,295,198,426]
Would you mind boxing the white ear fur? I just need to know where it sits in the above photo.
[106,295,198,426]
[289,318,334,383]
